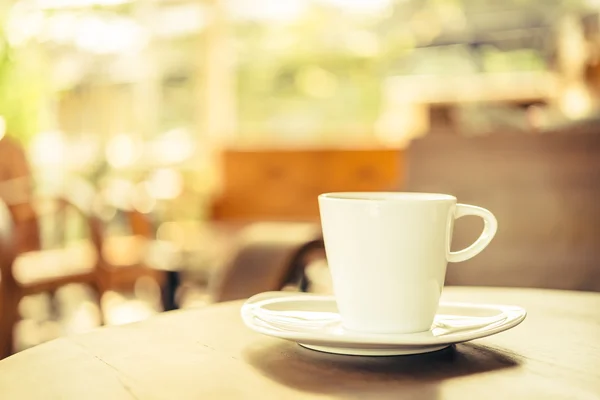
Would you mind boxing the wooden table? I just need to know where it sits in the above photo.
[1,287,599,399]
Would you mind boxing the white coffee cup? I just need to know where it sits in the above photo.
[318,192,497,334]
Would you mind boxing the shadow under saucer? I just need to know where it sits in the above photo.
[243,339,521,399]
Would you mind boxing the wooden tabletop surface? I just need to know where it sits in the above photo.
[1,287,599,400]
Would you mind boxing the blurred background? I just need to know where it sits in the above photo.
[1,0,600,358]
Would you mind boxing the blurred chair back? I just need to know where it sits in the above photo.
[208,222,322,302]
[404,130,600,292]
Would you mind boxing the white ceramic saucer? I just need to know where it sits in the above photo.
[241,291,526,356]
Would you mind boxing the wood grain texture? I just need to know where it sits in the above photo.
[0,287,599,400]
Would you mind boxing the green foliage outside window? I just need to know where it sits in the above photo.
[0,9,44,143]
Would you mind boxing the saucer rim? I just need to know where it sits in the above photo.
[299,343,450,356]
[241,291,527,347]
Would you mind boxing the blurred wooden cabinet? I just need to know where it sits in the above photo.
[210,146,404,221]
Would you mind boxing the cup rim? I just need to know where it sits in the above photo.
[319,192,456,202]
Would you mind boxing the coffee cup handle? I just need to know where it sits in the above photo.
[447,204,498,263]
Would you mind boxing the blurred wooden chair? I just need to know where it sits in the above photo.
[0,136,99,359]
[208,222,323,302]
[94,204,167,308]
[403,130,600,291]
[0,195,171,359]
[0,137,167,358]
[0,195,102,359]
